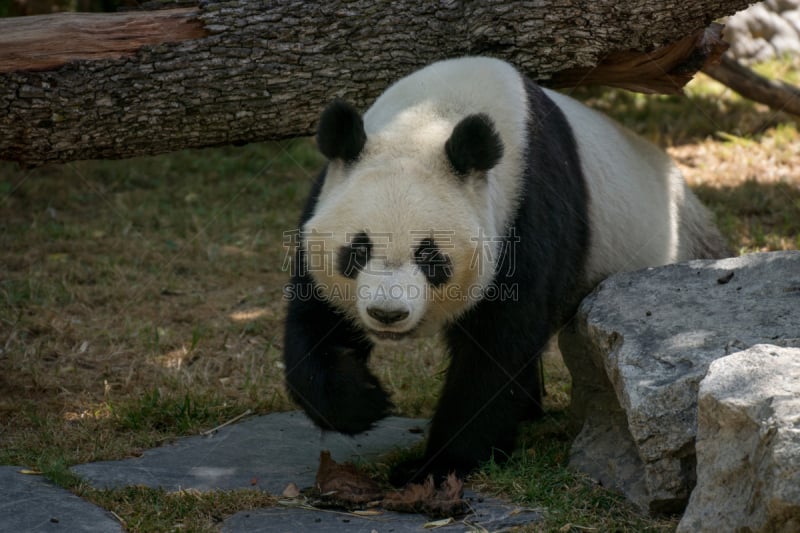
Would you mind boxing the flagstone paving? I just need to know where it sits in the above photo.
[4,411,541,531]
[0,465,123,532]
[224,492,541,532]
[72,411,427,494]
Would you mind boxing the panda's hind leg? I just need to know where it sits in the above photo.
[519,352,546,421]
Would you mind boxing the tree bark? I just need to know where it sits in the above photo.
[1,0,751,167]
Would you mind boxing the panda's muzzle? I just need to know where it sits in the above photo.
[356,262,426,340]
[365,306,414,341]
[366,306,410,325]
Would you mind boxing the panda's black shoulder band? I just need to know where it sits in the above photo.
[317,100,367,164]
[445,113,504,177]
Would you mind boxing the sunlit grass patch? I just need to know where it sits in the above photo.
[693,179,800,253]
[570,56,800,146]
[752,53,800,84]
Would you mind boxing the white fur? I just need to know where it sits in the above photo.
[363,57,529,239]
[355,261,428,334]
[543,89,721,284]
[305,58,531,340]
[304,57,723,343]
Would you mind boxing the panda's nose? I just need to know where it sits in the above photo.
[367,306,410,325]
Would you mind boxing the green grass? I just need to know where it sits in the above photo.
[83,485,276,533]
[474,419,677,532]
[112,389,219,433]
[1,57,799,531]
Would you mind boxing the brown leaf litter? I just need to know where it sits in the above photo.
[308,450,466,518]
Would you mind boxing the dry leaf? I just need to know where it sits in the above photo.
[424,517,455,528]
[382,473,465,518]
[351,509,383,516]
[311,451,466,518]
[281,482,301,498]
[314,450,384,507]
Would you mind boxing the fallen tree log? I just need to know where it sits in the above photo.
[0,0,749,167]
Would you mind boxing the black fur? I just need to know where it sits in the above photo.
[414,238,452,287]
[317,100,367,163]
[445,113,504,176]
[391,81,590,483]
[283,79,589,479]
[283,171,391,435]
[337,231,372,279]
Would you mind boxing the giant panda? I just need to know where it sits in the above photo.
[283,56,729,483]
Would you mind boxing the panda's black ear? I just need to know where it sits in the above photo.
[317,100,367,164]
[445,113,504,177]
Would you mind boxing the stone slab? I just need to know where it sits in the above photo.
[0,465,123,532]
[71,411,540,530]
[223,491,541,532]
[73,411,426,495]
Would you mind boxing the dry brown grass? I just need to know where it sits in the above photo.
[1,144,310,467]
[671,123,800,253]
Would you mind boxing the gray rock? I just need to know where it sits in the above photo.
[0,466,123,532]
[677,344,800,533]
[725,1,800,62]
[72,411,426,495]
[766,0,800,13]
[560,251,800,514]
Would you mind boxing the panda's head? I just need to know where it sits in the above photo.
[302,99,505,343]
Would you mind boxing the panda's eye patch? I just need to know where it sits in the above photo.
[338,231,372,279]
[414,238,452,286]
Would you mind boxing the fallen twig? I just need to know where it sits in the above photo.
[201,409,252,436]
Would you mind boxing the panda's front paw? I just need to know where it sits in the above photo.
[319,348,392,434]
[389,456,468,488]
[388,456,430,487]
